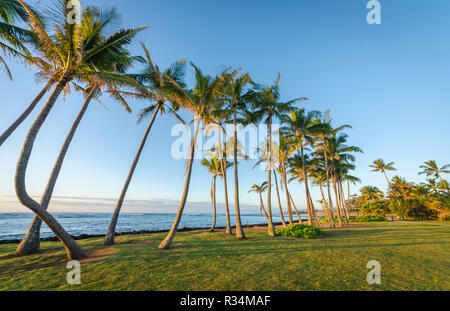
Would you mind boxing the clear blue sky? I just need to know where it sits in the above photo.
[1,0,449,213]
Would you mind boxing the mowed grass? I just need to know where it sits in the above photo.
[0,222,448,291]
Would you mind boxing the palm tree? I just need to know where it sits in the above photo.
[282,108,321,226]
[310,166,335,227]
[360,186,384,201]
[419,161,450,191]
[201,156,220,232]
[221,70,253,239]
[0,0,53,147]
[325,132,362,226]
[158,63,222,249]
[205,97,233,234]
[273,168,287,227]
[14,1,146,259]
[370,159,406,218]
[370,159,397,185]
[104,45,186,246]
[248,182,269,219]
[251,74,305,236]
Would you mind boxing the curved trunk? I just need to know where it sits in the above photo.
[0,82,51,147]
[259,193,269,219]
[281,166,293,225]
[273,170,287,227]
[232,107,245,239]
[218,122,232,234]
[15,76,85,260]
[17,86,98,255]
[158,118,200,249]
[105,104,161,245]
[266,119,275,236]
[288,191,304,224]
[300,144,313,225]
[210,176,217,232]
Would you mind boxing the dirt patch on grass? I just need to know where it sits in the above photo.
[80,247,116,264]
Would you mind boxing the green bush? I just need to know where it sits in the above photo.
[350,215,387,222]
[360,199,391,217]
[275,224,325,238]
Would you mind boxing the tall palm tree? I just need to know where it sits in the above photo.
[221,70,253,239]
[251,74,305,236]
[370,158,406,218]
[273,168,287,227]
[14,1,146,259]
[158,63,222,249]
[282,108,321,226]
[104,45,186,245]
[419,160,450,191]
[204,97,233,234]
[325,132,362,226]
[248,182,269,219]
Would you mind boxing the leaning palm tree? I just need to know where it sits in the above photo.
[158,63,222,249]
[250,74,305,236]
[220,70,253,239]
[248,182,269,219]
[104,45,186,246]
[370,159,397,185]
[14,1,146,259]
[419,161,450,191]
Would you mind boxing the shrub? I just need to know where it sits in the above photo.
[350,215,387,222]
[360,199,390,217]
[275,224,325,238]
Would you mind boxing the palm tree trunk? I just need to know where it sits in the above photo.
[218,122,232,234]
[319,183,334,228]
[307,191,320,226]
[300,144,313,225]
[159,118,200,249]
[266,120,275,236]
[339,180,350,223]
[15,76,85,260]
[273,170,287,227]
[0,82,51,147]
[347,180,351,201]
[210,176,216,232]
[259,193,268,219]
[232,107,245,239]
[17,86,98,255]
[322,141,335,220]
[282,165,293,225]
[288,191,304,224]
[331,161,344,227]
[105,104,161,245]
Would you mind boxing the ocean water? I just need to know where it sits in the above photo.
[0,213,305,241]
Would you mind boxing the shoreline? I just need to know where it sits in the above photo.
[0,222,287,245]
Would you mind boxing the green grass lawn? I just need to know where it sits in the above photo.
[0,222,448,291]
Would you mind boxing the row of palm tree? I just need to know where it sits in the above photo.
[350,159,449,220]
[1,0,363,260]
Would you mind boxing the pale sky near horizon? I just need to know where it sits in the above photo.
[1,0,449,214]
